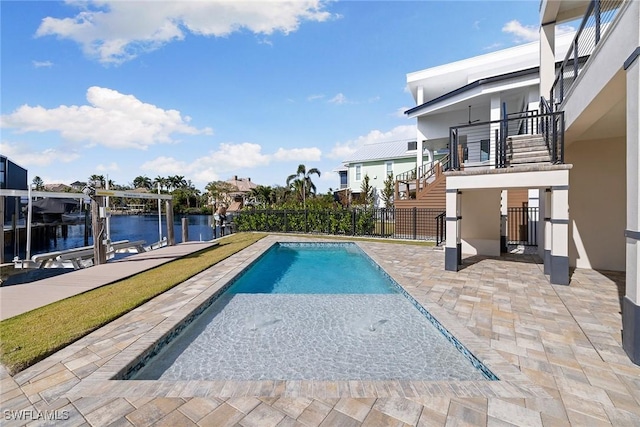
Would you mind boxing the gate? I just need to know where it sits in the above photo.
[507,207,538,246]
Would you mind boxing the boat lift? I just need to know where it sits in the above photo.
[0,188,174,267]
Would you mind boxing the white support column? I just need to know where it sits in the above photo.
[445,189,461,271]
[490,96,501,168]
[550,186,569,285]
[416,124,427,170]
[540,22,556,100]
[623,49,640,364]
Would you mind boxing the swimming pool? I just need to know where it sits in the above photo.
[132,242,496,381]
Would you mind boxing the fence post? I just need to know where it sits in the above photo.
[284,210,288,233]
[412,207,417,240]
[352,209,356,236]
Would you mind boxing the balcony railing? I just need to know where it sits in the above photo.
[448,101,564,171]
[550,0,622,106]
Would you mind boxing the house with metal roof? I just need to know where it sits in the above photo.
[335,139,417,207]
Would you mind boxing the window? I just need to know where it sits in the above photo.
[355,164,362,181]
[480,139,490,162]
[339,171,347,189]
[385,161,393,177]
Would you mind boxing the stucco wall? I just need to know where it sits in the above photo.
[461,189,501,256]
[567,137,626,271]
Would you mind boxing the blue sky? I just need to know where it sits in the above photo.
[1,0,542,193]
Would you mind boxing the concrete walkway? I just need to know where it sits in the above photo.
[0,241,216,321]
[1,235,639,426]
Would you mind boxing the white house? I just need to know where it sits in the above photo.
[412,0,638,365]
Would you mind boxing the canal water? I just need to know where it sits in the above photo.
[4,214,217,261]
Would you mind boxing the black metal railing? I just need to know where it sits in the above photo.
[448,107,564,171]
[550,0,621,106]
[507,207,539,246]
[235,207,445,241]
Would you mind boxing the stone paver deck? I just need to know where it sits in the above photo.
[0,241,216,321]
[1,235,639,426]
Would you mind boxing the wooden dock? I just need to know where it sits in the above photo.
[0,241,217,321]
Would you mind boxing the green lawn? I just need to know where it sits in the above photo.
[0,232,266,374]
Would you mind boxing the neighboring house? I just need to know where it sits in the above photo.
[336,140,418,207]
[43,183,74,193]
[225,176,258,212]
[0,155,28,224]
[420,0,639,364]
[70,181,87,192]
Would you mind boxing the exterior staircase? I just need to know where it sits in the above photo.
[394,155,448,210]
[507,134,551,167]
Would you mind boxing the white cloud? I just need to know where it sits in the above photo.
[272,147,321,162]
[0,86,212,149]
[307,94,325,101]
[32,60,53,68]
[140,142,322,184]
[140,156,190,175]
[483,42,503,51]
[327,125,416,160]
[556,24,576,36]
[35,1,334,64]
[328,93,348,105]
[502,20,539,42]
[502,20,575,44]
[393,106,412,118]
[96,162,120,172]
[0,141,80,167]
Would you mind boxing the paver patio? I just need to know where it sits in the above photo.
[1,235,639,426]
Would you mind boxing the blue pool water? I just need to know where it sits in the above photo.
[133,242,495,381]
[228,243,398,294]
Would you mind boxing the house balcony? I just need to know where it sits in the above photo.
[448,103,565,174]
[548,0,633,137]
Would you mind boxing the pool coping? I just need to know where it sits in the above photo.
[55,235,548,400]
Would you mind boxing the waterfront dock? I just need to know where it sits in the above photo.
[0,241,217,321]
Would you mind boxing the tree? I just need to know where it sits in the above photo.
[250,185,274,207]
[32,176,44,191]
[286,164,321,209]
[381,173,395,208]
[88,174,105,188]
[133,175,152,190]
[359,174,375,208]
[153,176,168,191]
[205,180,237,208]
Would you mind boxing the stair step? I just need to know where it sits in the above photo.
[510,150,550,159]
[509,139,546,149]
[507,134,544,142]
[509,155,552,164]
[510,145,549,154]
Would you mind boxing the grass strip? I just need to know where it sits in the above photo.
[0,232,266,374]
[270,232,437,247]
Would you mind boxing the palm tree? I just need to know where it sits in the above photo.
[153,176,168,192]
[133,175,152,190]
[286,164,321,209]
[89,174,106,188]
[250,185,274,207]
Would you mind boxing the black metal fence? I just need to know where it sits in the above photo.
[507,207,538,246]
[235,208,446,242]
